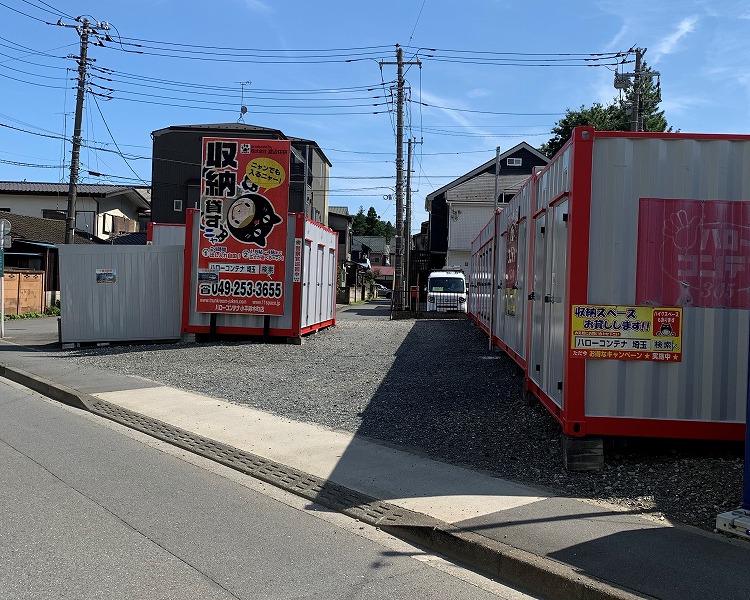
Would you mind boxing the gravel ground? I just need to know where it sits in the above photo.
[64,308,744,534]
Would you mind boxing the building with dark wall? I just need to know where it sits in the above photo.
[424,142,548,270]
[328,206,353,287]
[150,123,331,225]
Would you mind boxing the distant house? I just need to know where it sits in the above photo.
[352,235,392,268]
[352,235,394,285]
[0,210,95,307]
[0,182,150,240]
[328,206,353,287]
[150,123,331,226]
[424,142,548,271]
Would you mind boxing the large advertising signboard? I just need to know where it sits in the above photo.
[196,137,290,315]
[570,305,682,362]
[636,198,750,309]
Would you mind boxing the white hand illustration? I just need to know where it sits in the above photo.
[663,210,699,251]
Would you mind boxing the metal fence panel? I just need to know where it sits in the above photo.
[59,244,183,343]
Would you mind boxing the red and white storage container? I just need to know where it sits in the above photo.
[470,127,750,444]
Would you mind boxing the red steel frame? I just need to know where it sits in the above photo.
[516,128,746,441]
[181,210,336,339]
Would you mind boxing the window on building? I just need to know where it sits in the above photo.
[42,209,66,220]
[76,210,96,236]
[507,157,522,166]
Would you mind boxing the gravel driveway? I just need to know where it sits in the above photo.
[65,302,744,533]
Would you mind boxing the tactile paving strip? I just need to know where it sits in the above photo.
[86,398,438,529]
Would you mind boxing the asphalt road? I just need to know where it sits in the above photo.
[0,377,536,600]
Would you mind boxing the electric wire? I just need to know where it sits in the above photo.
[19,0,75,20]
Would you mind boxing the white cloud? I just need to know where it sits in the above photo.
[466,88,492,99]
[606,22,631,51]
[652,16,698,62]
[243,0,272,13]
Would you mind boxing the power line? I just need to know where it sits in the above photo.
[19,0,74,19]
[0,68,70,89]
[414,101,563,116]
[408,0,427,44]
[0,1,54,24]
[89,91,147,184]
[0,157,63,168]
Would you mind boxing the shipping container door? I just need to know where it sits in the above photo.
[545,199,569,408]
[328,248,336,320]
[512,219,528,353]
[529,213,547,390]
[494,234,505,339]
[303,240,313,328]
[317,244,325,322]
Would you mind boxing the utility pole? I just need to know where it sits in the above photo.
[630,48,642,132]
[615,47,659,133]
[405,137,413,295]
[60,17,109,244]
[65,18,90,244]
[394,45,405,304]
[380,45,420,306]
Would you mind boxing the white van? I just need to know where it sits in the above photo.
[426,269,467,312]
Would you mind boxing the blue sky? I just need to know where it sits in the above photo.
[1,0,749,232]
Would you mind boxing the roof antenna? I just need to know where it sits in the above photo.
[237,80,251,122]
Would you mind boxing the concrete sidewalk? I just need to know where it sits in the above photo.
[1,321,748,600]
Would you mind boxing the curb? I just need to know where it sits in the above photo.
[0,363,651,600]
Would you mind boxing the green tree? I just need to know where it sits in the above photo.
[352,206,367,235]
[540,103,623,158]
[383,220,396,241]
[352,206,394,241]
[365,207,384,236]
[540,64,669,158]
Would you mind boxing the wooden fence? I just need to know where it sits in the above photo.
[3,270,45,316]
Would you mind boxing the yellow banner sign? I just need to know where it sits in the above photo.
[570,305,682,362]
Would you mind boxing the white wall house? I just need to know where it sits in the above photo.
[0,182,150,240]
[446,201,499,270]
[425,142,549,271]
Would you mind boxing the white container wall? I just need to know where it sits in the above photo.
[300,220,338,331]
[468,128,750,442]
[468,214,494,332]
[59,244,183,343]
[581,135,750,426]
[148,222,187,246]
[494,180,532,367]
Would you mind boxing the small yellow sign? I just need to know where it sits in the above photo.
[570,305,682,362]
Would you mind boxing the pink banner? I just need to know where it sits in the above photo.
[636,198,750,309]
